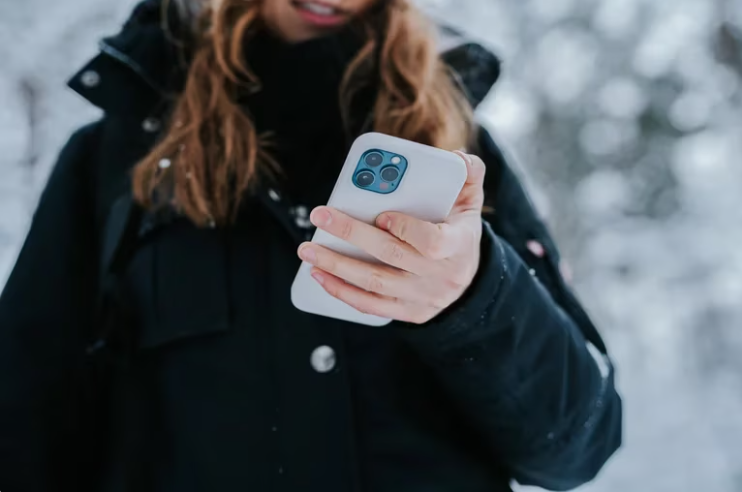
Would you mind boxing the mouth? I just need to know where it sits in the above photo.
[291,1,348,28]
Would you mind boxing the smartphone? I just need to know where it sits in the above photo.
[290,132,468,326]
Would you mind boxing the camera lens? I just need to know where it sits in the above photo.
[355,170,375,187]
[364,152,383,167]
[380,166,400,182]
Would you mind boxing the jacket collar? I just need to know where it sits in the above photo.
[68,0,500,120]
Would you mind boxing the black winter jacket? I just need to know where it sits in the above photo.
[0,2,621,491]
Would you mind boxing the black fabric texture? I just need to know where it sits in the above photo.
[0,1,621,491]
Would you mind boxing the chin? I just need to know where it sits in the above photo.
[282,18,336,42]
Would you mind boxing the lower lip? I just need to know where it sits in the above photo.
[294,3,347,28]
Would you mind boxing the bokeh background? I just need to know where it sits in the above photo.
[1,0,741,490]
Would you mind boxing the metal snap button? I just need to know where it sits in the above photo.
[142,117,161,133]
[310,345,336,373]
[80,70,101,88]
[268,188,281,202]
[295,217,313,229]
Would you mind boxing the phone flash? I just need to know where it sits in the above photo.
[379,182,389,190]
[391,156,401,164]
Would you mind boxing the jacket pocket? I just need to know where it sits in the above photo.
[133,219,232,350]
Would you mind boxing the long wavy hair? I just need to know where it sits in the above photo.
[132,0,474,226]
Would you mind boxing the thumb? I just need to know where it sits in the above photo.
[451,151,486,215]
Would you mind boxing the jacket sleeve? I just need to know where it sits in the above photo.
[397,129,622,491]
[0,124,100,491]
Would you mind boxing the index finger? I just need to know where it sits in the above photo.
[309,206,440,276]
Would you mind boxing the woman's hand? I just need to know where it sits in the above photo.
[297,152,486,324]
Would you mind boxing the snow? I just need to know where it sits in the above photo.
[2,0,742,490]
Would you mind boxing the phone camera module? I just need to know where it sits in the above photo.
[364,151,384,167]
[355,170,376,187]
[380,166,400,182]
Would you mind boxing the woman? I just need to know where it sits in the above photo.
[0,0,621,491]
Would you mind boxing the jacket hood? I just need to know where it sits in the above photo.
[68,0,501,120]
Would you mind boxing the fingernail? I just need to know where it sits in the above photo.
[377,214,391,230]
[299,245,317,263]
[454,150,473,166]
[311,270,325,285]
[311,208,332,227]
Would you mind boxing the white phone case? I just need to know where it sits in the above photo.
[290,132,468,326]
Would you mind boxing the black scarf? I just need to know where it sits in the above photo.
[241,26,371,206]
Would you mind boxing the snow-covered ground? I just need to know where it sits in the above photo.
[2,0,742,491]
